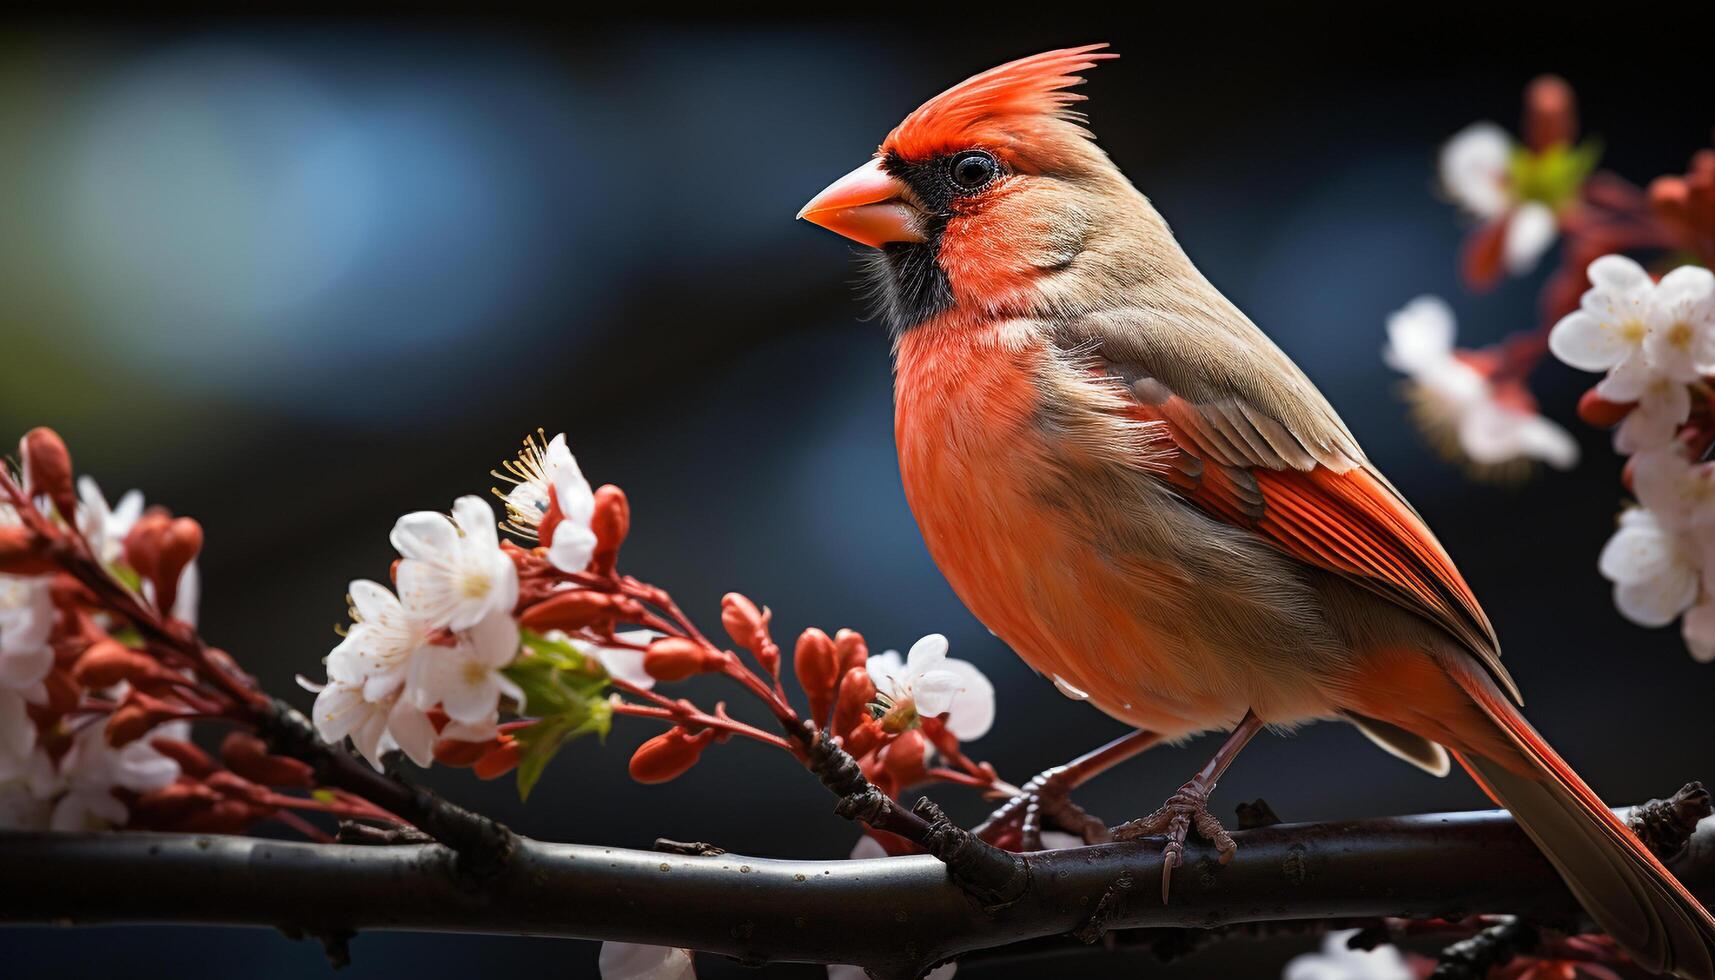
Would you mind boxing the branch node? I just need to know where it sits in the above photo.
[336,822,433,846]
[654,838,727,856]
[1629,781,1712,861]
[1071,871,1134,944]
[1234,798,1282,830]
[1430,916,1539,980]
[912,797,1031,910]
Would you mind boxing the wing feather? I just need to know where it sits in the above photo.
[1058,309,1520,703]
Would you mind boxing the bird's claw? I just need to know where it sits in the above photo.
[1110,780,1235,903]
[975,764,1110,850]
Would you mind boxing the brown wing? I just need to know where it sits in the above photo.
[1059,306,1519,703]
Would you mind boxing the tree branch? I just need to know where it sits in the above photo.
[5,799,1710,979]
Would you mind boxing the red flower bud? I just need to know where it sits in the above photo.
[720,593,770,654]
[518,589,629,633]
[149,737,217,778]
[206,770,272,806]
[104,690,185,747]
[151,517,203,616]
[38,668,80,719]
[834,629,869,676]
[832,666,877,739]
[433,737,490,767]
[0,525,53,575]
[473,737,522,780]
[538,484,565,552]
[793,628,839,727]
[176,798,273,835]
[72,639,161,689]
[842,717,885,759]
[642,636,725,682]
[124,511,172,580]
[20,427,75,520]
[1523,74,1576,153]
[881,728,928,786]
[220,731,314,787]
[589,484,629,576]
[1577,386,1634,429]
[1460,218,1508,294]
[628,727,715,784]
[132,778,219,821]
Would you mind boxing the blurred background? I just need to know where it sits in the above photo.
[2,10,1712,979]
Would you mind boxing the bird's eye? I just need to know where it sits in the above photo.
[948,151,998,192]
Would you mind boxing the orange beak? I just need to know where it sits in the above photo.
[797,158,926,248]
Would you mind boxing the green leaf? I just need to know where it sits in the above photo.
[512,696,613,801]
[1510,138,1601,210]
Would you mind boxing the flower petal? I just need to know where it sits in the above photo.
[1439,123,1512,217]
[904,633,949,676]
[1550,311,1628,373]
[938,658,996,742]
[598,943,696,980]
[1502,201,1556,274]
[389,510,458,562]
[1382,296,1457,377]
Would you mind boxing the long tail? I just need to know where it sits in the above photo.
[1446,660,1715,979]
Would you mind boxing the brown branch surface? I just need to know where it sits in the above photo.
[4,802,1711,979]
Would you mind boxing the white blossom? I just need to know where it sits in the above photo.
[328,579,428,701]
[563,628,657,690]
[1440,123,1512,219]
[496,432,598,574]
[598,943,696,980]
[391,495,519,632]
[75,476,143,567]
[307,676,438,771]
[1681,594,1715,664]
[866,634,995,741]
[1384,296,1577,471]
[0,747,56,828]
[1549,256,1715,454]
[1599,508,1701,629]
[405,609,523,726]
[1439,123,1557,275]
[1283,929,1415,980]
[48,721,181,830]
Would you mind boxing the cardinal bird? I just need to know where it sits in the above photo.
[798,44,1715,977]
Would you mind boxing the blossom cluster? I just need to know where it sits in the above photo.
[296,430,998,810]
[1547,256,1715,660]
[1387,73,1715,663]
[0,429,341,835]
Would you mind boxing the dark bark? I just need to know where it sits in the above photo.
[4,801,1710,979]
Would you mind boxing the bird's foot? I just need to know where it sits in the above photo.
[975,764,1110,851]
[1111,777,1236,903]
